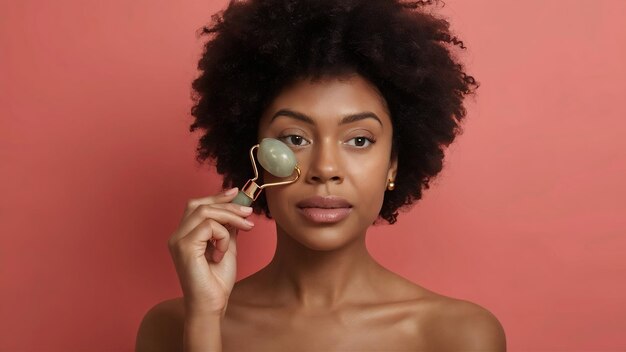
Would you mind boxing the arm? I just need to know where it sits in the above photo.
[456,308,506,351]
[135,300,185,352]
[443,301,507,352]
[135,300,224,352]
[183,313,223,352]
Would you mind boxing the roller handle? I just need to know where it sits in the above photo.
[231,191,253,206]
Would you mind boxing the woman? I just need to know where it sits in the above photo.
[136,0,506,350]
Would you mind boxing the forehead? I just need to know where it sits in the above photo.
[261,74,390,125]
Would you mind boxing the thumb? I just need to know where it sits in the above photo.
[225,224,239,255]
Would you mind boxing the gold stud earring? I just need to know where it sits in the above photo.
[387,179,395,191]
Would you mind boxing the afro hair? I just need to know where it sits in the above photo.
[189,0,479,224]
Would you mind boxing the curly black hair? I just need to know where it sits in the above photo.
[189,0,479,224]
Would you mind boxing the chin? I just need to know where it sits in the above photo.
[280,223,362,251]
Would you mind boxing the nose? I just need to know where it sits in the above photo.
[305,138,344,185]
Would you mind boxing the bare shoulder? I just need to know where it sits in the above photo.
[367,267,505,350]
[419,293,507,351]
[135,297,185,352]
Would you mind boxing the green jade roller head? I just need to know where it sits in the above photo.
[231,138,301,207]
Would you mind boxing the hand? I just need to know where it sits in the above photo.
[167,187,254,317]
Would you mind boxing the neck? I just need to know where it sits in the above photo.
[263,223,382,311]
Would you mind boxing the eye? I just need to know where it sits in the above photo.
[278,134,311,147]
[345,136,375,148]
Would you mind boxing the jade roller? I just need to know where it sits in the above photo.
[231,138,301,206]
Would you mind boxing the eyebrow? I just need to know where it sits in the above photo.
[270,109,383,126]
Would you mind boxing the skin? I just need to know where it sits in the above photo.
[136,74,506,351]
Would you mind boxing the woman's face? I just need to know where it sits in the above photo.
[257,73,397,250]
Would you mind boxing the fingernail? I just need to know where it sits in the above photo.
[240,205,253,213]
[244,219,255,227]
[224,187,238,196]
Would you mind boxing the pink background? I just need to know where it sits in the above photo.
[1,0,625,350]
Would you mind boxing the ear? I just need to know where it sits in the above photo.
[387,154,398,181]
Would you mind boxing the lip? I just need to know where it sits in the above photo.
[296,195,353,224]
[296,195,353,209]
[297,207,352,223]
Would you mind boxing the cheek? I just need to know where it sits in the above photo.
[345,156,389,218]
[261,171,292,216]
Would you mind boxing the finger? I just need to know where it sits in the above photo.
[171,205,254,243]
[211,250,225,263]
[215,203,254,240]
[187,218,230,253]
[206,220,240,262]
[174,219,229,260]
[185,202,254,230]
[189,203,254,233]
[208,219,233,262]
[207,219,230,253]
[182,187,240,220]
[205,202,255,219]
